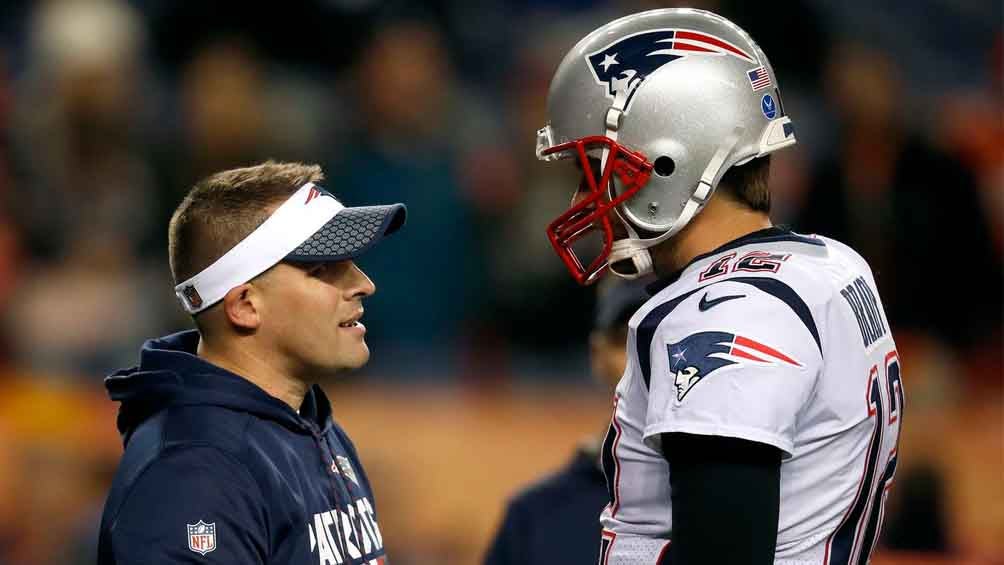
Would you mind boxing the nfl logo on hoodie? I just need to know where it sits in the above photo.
[187,521,217,555]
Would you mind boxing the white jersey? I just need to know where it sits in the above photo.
[599,229,904,565]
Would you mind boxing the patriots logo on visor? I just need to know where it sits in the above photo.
[181,285,203,309]
[304,184,336,205]
[586,29,756,111]
[668,331,802,401]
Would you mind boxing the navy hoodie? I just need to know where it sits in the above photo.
[98,330,387,564]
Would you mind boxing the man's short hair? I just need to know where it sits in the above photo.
[718,155,771,213]
[168,161,324,300]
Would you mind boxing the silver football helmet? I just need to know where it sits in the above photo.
[536,8,796,284]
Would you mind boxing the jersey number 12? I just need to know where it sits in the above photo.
[825,350,904,565]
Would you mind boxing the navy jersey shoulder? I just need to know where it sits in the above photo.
[485,448,608,565]
[98,331,386,565]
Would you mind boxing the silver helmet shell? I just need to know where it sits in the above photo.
[537,8,796,234]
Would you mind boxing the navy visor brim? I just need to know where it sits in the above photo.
[284,203,407,262]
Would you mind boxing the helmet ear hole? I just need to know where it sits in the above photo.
[654,156,676,177]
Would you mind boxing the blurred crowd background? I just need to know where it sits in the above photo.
[0,0,1000,563]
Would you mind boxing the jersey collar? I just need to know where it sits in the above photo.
[645,226,823,295]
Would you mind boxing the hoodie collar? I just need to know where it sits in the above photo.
[106,330,333,441]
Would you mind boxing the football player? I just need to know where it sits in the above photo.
[535,9,904,565]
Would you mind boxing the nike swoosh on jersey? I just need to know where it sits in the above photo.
[698,292,746,311]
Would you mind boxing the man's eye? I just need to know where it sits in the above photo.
[308,264,328,277]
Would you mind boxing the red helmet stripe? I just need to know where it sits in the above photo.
[675,30,754,61]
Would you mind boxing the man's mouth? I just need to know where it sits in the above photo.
[339,310,363,328]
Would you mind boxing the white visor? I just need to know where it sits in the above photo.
[174,182,406,314]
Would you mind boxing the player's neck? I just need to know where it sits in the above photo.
[197,334,309,412]
[651,193,772,277]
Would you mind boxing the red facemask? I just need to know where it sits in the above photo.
[540,136,654,285]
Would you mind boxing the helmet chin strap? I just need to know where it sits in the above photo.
[599,89,629,182]
[606,126,746,280]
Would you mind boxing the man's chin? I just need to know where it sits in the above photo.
[340,345,371,371]
[310,345,370,378]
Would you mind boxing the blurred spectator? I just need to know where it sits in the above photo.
[150,38,276,229]
[882,464,952,553]
[484,277,650,565]
[930,35,1004,392]
[0,48,10,195]
[9,0,160,260]
[181,40,271,182]
[151,37,340,269]
[4,235,167,377]
[0,373,119,564]
[328,19,495,377]
[4,0,174,378]
[144,0,380,75]
[937,35,1003,256]
[0,48,20,365]
[869,334,957,557]
[794,44,1002,350]
[478,17,604,370]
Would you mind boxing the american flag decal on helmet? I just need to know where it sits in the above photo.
[747,66,772,91]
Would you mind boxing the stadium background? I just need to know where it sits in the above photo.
[0,0,1000,563]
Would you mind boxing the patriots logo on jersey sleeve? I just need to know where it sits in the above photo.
[586,29,757,111]
[668,331,802,401]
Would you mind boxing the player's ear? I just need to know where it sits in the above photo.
[221,283,262,332]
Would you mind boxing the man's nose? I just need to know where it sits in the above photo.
[348,262,376,298]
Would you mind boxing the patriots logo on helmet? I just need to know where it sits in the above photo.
[668,331,802,401]
[586,29,757,112]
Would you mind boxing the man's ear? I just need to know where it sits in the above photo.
[221,283,261,331]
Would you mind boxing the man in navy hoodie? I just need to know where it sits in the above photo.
[98,161,406,564]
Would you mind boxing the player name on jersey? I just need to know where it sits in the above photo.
[840,276,887,348]
[307,497,384,565]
